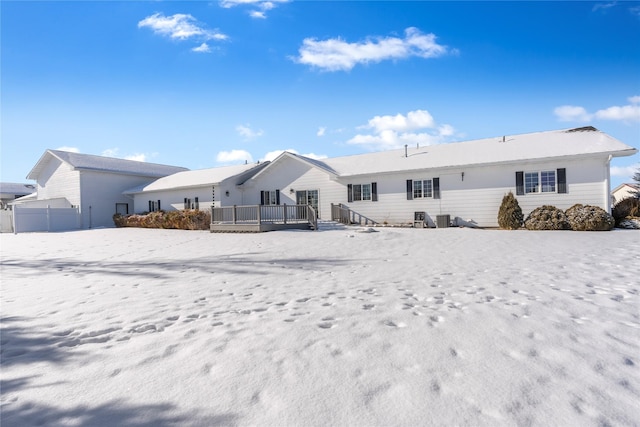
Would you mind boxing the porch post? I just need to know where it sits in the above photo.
[232,205,237,224]
[257,205,262,224]
[283,204,287,224]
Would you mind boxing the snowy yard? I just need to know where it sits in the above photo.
[1,225,639,426]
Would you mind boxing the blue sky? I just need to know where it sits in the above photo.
[2,1,639,188]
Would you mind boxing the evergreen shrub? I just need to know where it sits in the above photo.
[497,192,524,230]
[565,204,614,231]
[524,205,570,230]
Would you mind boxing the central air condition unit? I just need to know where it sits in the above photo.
[436,214,450,228]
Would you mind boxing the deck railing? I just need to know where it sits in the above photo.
[211,204,317,230]
[331,203,378,226]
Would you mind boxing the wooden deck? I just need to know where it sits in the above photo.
[210,204,317,233]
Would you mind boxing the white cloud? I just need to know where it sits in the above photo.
[592,1,618,12]
[317,127,326,137]
[125,153,147,162]
[100,148,148,162]
[293,27,451,72]
[553,105,592,122]
[192,43,211,53]
[56,146,80,153]
[348,109,455,151]
[554,97,640,123]
[101,148,119,157]
[138,13,227,49]
[611,163,640,180]
[216,149,253,163]
[236,124,264,140]
[219,0,288,19]
[365,110,435,133]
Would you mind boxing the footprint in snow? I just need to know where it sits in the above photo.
[384,320,407,328]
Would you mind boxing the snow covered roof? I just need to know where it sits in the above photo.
[124,162,269,194]
[312,127,637,177]
[27,150,189,180]
[0,182,36,196]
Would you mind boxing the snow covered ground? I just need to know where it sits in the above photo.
[1,224,639,427]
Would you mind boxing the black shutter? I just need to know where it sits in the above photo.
[275,189,280,205]
[347,184,353,203]
[148,200,152,212]
[184,197,188,209]
[433,178,440,199]
[557,168,567,193]
[371,182,378,202]
[260,191,265,205]
[515,172,524,195]
[406,180,413,200]
[158,200,161,211]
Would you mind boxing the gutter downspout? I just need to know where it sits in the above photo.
[605,155,612,213]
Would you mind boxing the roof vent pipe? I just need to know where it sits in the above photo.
[404,144,408,158]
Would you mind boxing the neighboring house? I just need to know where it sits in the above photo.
[0,182,36,209]
[21,150,188,229]
[234,126,637,228]
[124,162,270,213]
[611,183,639,205]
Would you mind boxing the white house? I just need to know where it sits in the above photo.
[611,183,639,205]
[20,150,188,230]
[124,162,270,213]
[234,126,637,228]
[0,182,36,209]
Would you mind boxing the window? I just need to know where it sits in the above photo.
[260,190,280,205]
[406,179,437,199]
[347,183,377,202]
[525,172,539,194]
[541,171,556,193]
[184,198,191,209]
[516,169,566,195]
[194,197,199,210]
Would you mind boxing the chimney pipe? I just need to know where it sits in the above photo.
[404,144,408,157]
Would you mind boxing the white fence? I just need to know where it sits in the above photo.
[0,210,13,233]
[9,206,81,233]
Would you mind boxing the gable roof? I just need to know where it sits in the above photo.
[241,151,339,185]
[124,162,270,194]
[27,150,188,180]
[312,127,637,177]
[238,127,636,183]
[0,182,36,196]
[612,183,640,194]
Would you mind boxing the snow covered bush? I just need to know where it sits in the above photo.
[612,197,640,227]
[113,210,211,230]
[497,192,523,230]
[565,204,614,231]
[524,205,570,230]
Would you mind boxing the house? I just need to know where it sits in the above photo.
[123,162,270,213]
[19,150,188,230]
[231,126,637,228]
[0,182,36,209]
[611,183,639,205]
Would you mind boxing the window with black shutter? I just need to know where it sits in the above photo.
[557,168,567,193]
[515,172,524,195]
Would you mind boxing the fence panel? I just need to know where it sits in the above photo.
[13,206,81,233]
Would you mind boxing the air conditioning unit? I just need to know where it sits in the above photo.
[414,211,426,228]
[436,214,450,228]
